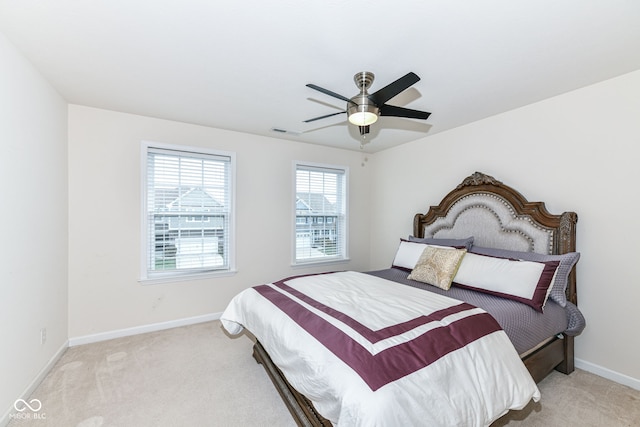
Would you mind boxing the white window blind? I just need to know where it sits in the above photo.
[143,144,234,280]
[295,163,347,264]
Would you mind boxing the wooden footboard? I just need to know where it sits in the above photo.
[253,341,331,427]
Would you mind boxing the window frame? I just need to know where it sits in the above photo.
[292,161,349,266]
[140,141,236,284]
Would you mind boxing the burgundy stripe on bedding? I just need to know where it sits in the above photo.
[367,268,573,355]
[274,280,476,343]
[254,283,502,391]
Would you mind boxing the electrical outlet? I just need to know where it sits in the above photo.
[40,328,46,345]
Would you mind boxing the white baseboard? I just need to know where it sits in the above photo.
[575,358,640,391]
[1,340,68,427]
[68,312,221,347]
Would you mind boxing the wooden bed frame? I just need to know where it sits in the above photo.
[252,171,578,427]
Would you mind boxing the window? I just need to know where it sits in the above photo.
[294,162,348,264]
[141,142,235,282]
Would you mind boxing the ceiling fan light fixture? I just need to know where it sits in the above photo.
[348,110,378,126]
[347,97,379,126]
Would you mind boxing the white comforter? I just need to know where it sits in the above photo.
[221,271,540,426]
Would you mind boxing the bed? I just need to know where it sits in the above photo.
[221,171,584,426]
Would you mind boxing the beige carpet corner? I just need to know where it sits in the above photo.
[9,321,639,427]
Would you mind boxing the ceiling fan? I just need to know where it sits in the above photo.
[304,71,431,137]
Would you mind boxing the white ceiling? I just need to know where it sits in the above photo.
[1,1,639,153]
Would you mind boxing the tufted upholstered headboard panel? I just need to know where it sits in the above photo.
[413,172,578,301]
[420,192,556,254]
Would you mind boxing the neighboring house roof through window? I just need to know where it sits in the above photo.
[296,192,336,215]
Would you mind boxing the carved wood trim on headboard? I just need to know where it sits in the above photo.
[413,171,578,304]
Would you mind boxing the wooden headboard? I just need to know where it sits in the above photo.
[413,171,579,382]
[413,171,578,305]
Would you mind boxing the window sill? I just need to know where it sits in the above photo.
[291,258,351,269]
[139,269,237,285]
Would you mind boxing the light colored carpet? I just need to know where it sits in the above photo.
[8,321,640,426]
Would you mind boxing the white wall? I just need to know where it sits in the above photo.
[67,106,371,338]
[370,70,640,384]
[0,32,68,422]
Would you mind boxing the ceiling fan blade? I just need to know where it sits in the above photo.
[306,84,353,103]
[379,104,431,120]
[303,111,346,123]
[369,72,420,105]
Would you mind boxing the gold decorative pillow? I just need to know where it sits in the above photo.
[408,246,467,290]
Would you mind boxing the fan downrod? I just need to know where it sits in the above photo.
[353,71,374,93]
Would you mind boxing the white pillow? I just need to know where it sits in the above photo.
[453,253,560,312]
[392,240,431,270]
